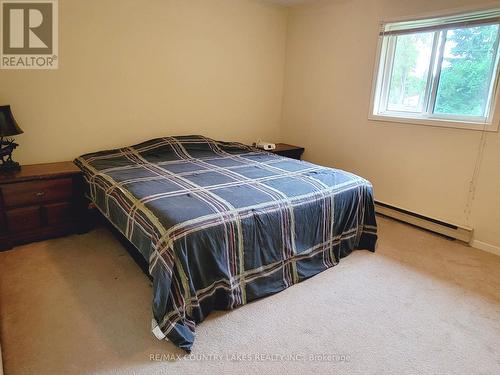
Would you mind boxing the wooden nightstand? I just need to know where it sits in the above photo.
[270,143,305,160]
[0,162,86,250]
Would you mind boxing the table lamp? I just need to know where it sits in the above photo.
[0,105,23,172]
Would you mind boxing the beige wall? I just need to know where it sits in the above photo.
[282,0,500,251]
[0,0,287,163]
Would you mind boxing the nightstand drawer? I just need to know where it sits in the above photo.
[1,178,73,208]
[6,206,42,233]
[44,202,73,225]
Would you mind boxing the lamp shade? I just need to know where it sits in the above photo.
[0,105,23,137]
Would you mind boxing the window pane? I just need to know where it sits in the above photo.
[434,24,499,117]
[387,32,434,112]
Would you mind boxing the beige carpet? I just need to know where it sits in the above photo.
[1,216,500,375]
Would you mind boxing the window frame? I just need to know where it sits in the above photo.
[369,9,500,132]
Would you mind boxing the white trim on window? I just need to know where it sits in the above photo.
[368,113,499,131]
[369,8,500,132]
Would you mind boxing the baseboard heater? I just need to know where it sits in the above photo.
[374,200,473,243]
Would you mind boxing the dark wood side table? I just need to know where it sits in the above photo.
[270,143,305,160]
[0,162,86,251]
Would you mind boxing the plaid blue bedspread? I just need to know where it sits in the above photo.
[74,135,377,351]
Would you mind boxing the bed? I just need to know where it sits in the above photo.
[74,135,377,351]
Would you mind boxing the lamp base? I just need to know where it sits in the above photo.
[0,160,21,173]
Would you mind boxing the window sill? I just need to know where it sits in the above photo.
[368,114,499,132]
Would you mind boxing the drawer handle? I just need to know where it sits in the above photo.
[35,191,46,197]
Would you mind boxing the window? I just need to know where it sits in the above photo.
[370,9,500,130]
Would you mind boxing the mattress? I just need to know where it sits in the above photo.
[74,135,377,351]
